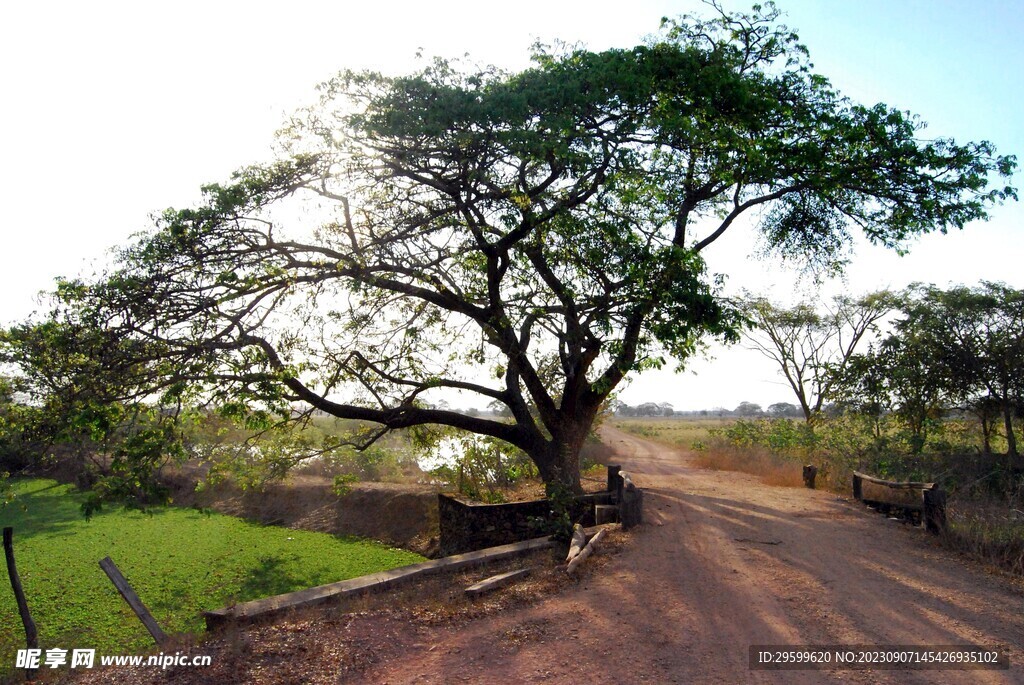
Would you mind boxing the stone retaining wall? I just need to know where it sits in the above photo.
[438,491,613,556]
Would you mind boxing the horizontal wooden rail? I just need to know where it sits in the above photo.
[852,471,934,490]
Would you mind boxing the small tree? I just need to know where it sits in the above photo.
[767,402,800,418]
[742,291,896,423]
[735,401,763,417]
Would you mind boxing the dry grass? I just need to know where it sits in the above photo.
[691,444,805,488]
[942,500,1024,576]
[610,416,733,448]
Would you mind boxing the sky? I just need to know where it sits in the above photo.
[1,0,1021,411]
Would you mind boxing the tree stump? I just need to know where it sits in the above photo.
[802,464,818,489]
[620,487,643,530]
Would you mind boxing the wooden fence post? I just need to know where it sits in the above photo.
[620,488,643,529]
[99,557,169,646]
[606,465,621,500]
[3,527,38,681]
[923,487,947,535]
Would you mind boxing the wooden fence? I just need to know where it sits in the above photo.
[852,471,946,534]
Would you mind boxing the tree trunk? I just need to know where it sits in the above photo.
[1003,403,1018,457]
[532,432,585,496]
[981,414,992,454]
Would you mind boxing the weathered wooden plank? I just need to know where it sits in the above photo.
[465,568,532,598]
[99,556,169,647]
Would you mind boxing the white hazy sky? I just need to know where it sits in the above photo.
[1,0,1021,411]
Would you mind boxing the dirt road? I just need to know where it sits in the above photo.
[365,426,1023,684]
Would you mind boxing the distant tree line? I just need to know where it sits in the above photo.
[611,400,804,418]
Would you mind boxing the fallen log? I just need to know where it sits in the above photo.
[565,524,587,563]
[566,528,607,574]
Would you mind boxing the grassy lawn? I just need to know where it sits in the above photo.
[0,478,424,662]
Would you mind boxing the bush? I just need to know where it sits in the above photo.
[428,434,538,503]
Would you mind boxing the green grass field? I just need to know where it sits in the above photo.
[0,479,424,663]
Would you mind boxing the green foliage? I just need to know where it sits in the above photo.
[834,283,1024,458]
[712,418,817,461]
[0,296,194,511]
[429,433,538,503]
[0,479,424,671]
[331,472,359,497]
[529,483,576,544]
[709,413,1001,490]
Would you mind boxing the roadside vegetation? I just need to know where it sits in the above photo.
[0,478,423,669]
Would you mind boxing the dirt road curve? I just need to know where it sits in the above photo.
[367,427,1024,684]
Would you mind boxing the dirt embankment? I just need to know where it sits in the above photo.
[166,470,441,557]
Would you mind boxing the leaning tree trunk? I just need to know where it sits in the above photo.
[999,381,1018,458]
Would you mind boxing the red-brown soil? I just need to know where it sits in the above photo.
[66,427,1024,684]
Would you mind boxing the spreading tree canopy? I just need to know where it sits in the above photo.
[41,3,1015,493]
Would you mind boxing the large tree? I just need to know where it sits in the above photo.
[54,4,1014,493]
